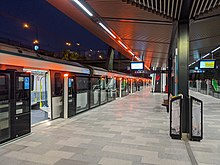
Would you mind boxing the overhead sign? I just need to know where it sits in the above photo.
[130,62,144,70]
[199,60,215,69]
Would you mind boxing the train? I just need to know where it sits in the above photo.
[0,43,150,144]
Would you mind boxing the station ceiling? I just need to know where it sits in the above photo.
[48,0,220,69]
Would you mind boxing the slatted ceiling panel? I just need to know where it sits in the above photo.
[130,44,169,54]
[106,21,172,43]
[126,0,183,20]
[190,0,220,18]
[88,0,168,21]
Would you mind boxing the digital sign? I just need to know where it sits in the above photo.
[199,60,216,69]
[24,77,30,90]
[130,62,144,70]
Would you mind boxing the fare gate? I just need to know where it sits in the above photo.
[0,70,31,144]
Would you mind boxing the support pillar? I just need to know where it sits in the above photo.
[206,79,210,95]
[63,76,68,119]
[130,79,133,94]
[177,20,189,133]
[168,56,172,99]
[196,80,199,92]
[119,78,122,98]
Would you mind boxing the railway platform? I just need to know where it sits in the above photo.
[0,87,220,165]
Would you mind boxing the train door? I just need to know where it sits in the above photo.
[0,71,11,143]
[12,72,31,138]
[67,77,76,117]
[0,70,31,144]
[23,69,50,125]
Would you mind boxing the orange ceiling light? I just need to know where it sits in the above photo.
[64,73,69,77]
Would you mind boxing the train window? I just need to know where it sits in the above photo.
[18,77,24,90]
[91,78,100,90]
[76,77,89,91]
[0,75,6,86]
[100,78,106,90]
[0,75,9,101]
[54,73,63,96]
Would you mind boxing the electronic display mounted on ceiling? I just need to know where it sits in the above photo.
[130,61,144,70]
[199,59,216,69]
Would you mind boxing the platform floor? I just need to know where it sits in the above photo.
[190,90,220,165]
[0,87,219,165]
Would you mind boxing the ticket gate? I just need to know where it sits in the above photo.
[0,70,31,144]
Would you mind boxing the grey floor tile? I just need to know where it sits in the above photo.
[54,159,88,165]
[3,88,214,165]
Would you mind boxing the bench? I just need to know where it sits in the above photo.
[162,99,169,113]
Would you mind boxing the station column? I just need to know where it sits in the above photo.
[177,20,189,134]
[174,0,193,137]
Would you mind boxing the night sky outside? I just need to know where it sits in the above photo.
[0,0,107,52]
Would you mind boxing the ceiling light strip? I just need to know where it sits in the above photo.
[128,50,134,56]
[145,65,150,71]
[211,46,220,53]
[118,40,128,49]
[98,23,116,39]
[189,46,220,66]
[72,0,93,16]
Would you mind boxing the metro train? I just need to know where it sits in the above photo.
[0,43,149,144]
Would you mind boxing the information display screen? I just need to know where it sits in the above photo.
[199,60,216,69]
[130,62,144,70]
[24,77,30,90]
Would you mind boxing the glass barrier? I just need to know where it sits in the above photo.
[90,78,100,108]
[189,79,220,99]
[76,76,89,112]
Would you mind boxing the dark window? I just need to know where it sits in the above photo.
[55,73,63,96]
[0,75,6,86]
[76,77,89,91]
[0,75,9,101]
